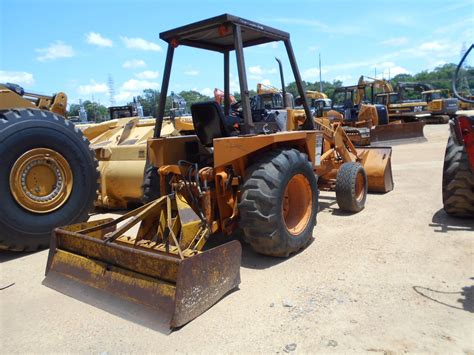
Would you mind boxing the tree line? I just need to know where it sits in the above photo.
[68,63,473,120]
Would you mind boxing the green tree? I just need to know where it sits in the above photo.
[285,79,342,100]
[68,104,80,117]
[82,100,108,121]
[178,90,213,112]
[136,89,160,117]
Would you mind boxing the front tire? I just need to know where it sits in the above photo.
[335,162,368,212]
[239,149,318,257]
[0,109,98,251]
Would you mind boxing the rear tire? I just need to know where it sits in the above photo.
[141,160,161,203]
[239,149,318,257]
[335,162,367,212]
[0,109,98,251]
[442,137,474,217]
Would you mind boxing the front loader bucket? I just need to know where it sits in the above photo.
[43,196,241,332]
[356,147,394,193]
[370,121,425,143]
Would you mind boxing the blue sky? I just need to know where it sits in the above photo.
[1,0,473,106]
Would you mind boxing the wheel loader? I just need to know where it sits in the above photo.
[0,83,183,250]
[43,14,394,331]
[0,83,99,251]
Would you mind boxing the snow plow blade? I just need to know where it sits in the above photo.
[370,121,425,143]
[356,146,394,193]
[43,196,241,332]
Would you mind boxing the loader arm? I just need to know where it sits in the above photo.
[315,117,359,163]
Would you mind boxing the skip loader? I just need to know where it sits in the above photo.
[44,14,393,330]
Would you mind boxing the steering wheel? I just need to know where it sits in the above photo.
[230,100,244,118]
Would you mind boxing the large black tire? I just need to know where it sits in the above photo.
[442,137,474,217]
[335,162,368,212]
[141,160,161,204]
[239,149,318,257]
[0,109,98,251]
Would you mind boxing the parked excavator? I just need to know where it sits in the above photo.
[396,82,458,123]
[364,77,432,123]
[44,14,393,331]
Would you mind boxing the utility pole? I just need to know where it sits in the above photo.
[108,75,116,107]
[319,53,323,92]
[374,67,377,79]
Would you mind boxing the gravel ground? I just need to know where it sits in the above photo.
[1,124,473,353]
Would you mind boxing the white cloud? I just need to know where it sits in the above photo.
[302,67,329,80]
[334,74,353,84]
[121,79,159,91]
[249,66,263,75]
[260,79,272,86]
[85,32,113,47]
[419,41,446,51]
[264,17,360,35]
[121,37,162,51]
[434,17,474,35]
[200,88,213,96]
[36,41,74,61]
[115,91,135,103]
[380,37,408,46]
[184,70,199,76]
[248,66,278,80]
[259,42,279,49]
[122,59,146,69]
[114,79,159,104]
[229,73,240,93]
[135,70,159,79]
[77,80,108,95]
[0,71,34,86]
[308,45,319,52]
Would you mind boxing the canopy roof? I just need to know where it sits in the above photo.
[159,14,289,52]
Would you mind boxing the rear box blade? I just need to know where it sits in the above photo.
[43,225,241,332]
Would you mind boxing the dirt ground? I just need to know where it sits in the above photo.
[1,124,473,353]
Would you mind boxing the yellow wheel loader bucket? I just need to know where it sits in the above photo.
[43,196,241,331]
[356,146,394,193]
[370,121,425,143]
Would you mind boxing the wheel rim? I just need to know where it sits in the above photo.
[9,148,73,213]
[282,174,313,236]
[355,170,366,203]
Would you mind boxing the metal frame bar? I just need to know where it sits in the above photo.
[224,51,230,116]
[275,57,287,108]
[233,24,253,134]
[284,39,314,130]
[154,44,175,138]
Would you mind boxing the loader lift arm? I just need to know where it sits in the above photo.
[0,82,68,116]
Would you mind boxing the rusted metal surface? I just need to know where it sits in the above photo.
[370,121,425,143]
[356,147,394,193]
[44,194,241,330]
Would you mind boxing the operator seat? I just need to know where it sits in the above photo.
[191,101,233,147]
